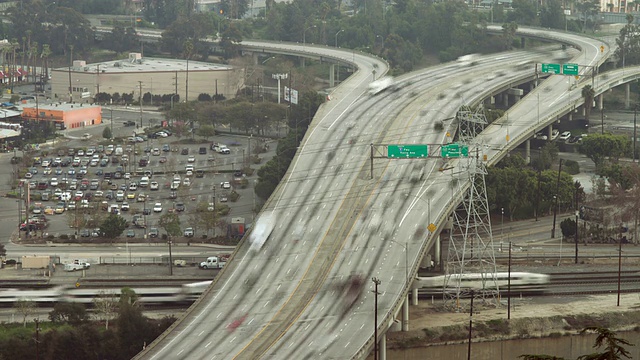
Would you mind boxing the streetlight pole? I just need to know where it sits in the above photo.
[376,34,384,49]
[335,29,344,48]
[109,108,113,142]
[168,240,173,276]
[303,25,316,48]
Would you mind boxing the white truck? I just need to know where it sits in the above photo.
[199,256,227,269]
[64,259,91,272]
[368,76,395,96]
[212,143,231,154]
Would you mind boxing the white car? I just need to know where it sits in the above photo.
[43,168,52,175]
[187,156,196,163]
[25,172,33,179]
[222,181,231,189]
[551,129,560,140]
[559,131,572,141]
[49,178,58,187]
[121,202,130,211]
[129,182,138,191]
[183,178,191,186]
[153,202,163,213]
[124,172,131,179]
[150,181,159,190]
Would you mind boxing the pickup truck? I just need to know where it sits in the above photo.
[199,256,226,269]
[64,260,91,272]
[211,143,231,154]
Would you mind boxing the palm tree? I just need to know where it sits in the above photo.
[582,85,595,121]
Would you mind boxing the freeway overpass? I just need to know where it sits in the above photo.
[132,28,632,359]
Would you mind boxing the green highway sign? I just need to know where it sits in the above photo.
[441,143,469,158]
[387,145,428,158]
[562,63,579,76]
[541,63,561,74]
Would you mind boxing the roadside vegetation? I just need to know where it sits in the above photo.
[0,289,175,360]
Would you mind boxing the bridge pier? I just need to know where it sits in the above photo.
[598,94,604,110]
[503,92,509,107]
[329,64,335,88]
[252,53,259,65]
[568,112,573,121]
[402,295,409,331]
[379,333,387,360]
[412,286,418,305]
[626,83,631,109]
[525,139,531,164]
[547,124,553,139]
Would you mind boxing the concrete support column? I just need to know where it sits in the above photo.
[525,139,531,164]
[503,93,509,107]
[547,124,553,139]
[329,64,335,88]
[514,95,521,103]
[598,94,604,110]
[435,235,440,267]
[529,83,534,91]
[379,333,387,360]
[402,295,409,331]
[626,83,631,109]
[252,53,259,65]
[412,287,418,305]
[568,112,573,121]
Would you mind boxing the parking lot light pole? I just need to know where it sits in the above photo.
[168,240,173,276]
[109,108,114,142]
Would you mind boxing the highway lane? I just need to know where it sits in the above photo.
[139,29,613,360]
[268,50,557,359]
[139,45,388,359]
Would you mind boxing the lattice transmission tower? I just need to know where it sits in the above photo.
[443,107,499,311]
[456,105,488,143]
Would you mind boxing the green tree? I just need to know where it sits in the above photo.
[560,217,577,239]
[520,327,633,360]
[159,213,181,237]
[196,124,216,140]
[102,126,112,140]
[501,21,518,50]
[539,0,564,29]
[48,302,88,325]
[103,25,139,54]
[579,133,630,170]
[220,23,243,59]
[99,214,128,239]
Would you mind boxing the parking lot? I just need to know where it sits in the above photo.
[18,127,273,240]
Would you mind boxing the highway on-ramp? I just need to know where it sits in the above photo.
[138,30,612,359]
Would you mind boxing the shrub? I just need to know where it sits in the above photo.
[434,121,444,131]
[564,159,580,174]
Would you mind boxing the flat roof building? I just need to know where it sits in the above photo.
[50,53,244,103]
[22,103,102,130]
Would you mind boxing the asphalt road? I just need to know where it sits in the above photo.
[139,41,582,359]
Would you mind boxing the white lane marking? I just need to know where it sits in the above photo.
[199,330,205,336]
[205,341,212,348]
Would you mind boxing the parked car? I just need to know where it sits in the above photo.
[559,131,572,141]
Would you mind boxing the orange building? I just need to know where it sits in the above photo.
[21,103,101,130]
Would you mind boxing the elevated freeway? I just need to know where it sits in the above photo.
[135,28,629,359]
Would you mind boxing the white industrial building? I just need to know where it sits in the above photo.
[50,53,245,104]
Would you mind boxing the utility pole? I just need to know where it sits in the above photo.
[551,159,563,238]
[96,63,100,99]
[68,45,73,103]
[507,242,512,320]
[185,59,189,102]
[634,106,637,162]
[138,81,143,128]
[168,240,173,276]
[575,183,579,264]
[35,318,40,360]
[467,290,474,360]
[371,277,381,360]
